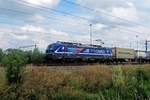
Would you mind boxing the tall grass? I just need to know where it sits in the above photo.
[0,67,6,89]
[0,65,150,100]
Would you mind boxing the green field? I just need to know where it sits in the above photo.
[0,64,150,100]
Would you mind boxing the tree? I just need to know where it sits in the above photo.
[2,49,27,84]
[24,50,32,64]
[0,48,3,64]
[31,48,44,65]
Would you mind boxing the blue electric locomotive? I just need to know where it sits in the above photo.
[46,41,113,61]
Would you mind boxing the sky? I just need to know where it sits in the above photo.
[0,0,150,51]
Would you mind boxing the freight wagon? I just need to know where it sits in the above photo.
[134,50,150,63]
[112,47,135,62]
[135,50,147,58]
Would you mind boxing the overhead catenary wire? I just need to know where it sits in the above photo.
[0,7,88,26]
[0,7,146,38]
[19,0,149,33]
[0,8,93,34]
[0,20,144,48]
[0,27,51,36]
[0,0,148,49]
[0,11,147,49]
[0,30,144,49]
[0,7,97,36]
[0,17,89,37]
[63,0,149,29]
[15,0,91,21]
[5,0,149,36]
[0,3,146,37]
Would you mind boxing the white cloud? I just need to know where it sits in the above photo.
[0,25,47,49]
[20,25,47,48]
[0,27,12,33]
[50,29,69,37]
[29,15,45,24]
[26,0,60,7]
[109,6,139,22]
[11,33,29,40]
[0,41,9,49]
[76,0,140,24]
[21,24,45,33]
[94,23,107,31]
[77,0,135,10]
[0,24,69,49]
[49,29,70,42]
[19,25,70,49]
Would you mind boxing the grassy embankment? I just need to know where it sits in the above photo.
[0,64,150,100]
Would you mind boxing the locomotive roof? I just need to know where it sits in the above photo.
[56,41,103,48]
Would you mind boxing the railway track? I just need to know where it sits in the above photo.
[45,59,150,66]
[42,61,150,67]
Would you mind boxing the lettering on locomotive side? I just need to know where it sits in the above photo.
[91,49,106,54]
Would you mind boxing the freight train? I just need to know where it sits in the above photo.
[45,41,150,64]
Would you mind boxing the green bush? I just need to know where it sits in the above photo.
[132,69,150,99]
[98,66,150,100]
[31,48,44,65]
[3,48,45,65]
[24,50,33,64]
[2,49,27,85]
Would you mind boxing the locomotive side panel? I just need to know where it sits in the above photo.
[55,46,113,59]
